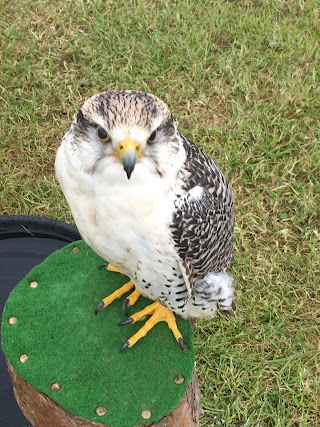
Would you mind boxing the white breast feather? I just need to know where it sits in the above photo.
[55,135,185,302]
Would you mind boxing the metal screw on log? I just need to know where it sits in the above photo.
[96,406,107,416]
[29,281,38,288]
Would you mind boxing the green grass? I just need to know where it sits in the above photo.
[1,0,319,425]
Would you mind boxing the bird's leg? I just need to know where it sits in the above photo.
[95,263,135,313]
[100,263,143,313]
[123,289,142,315]
[99,263,123,273]
[95,280,135,313]
[97,264,184,351]
[119,301,186,351]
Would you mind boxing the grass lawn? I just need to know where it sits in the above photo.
[1,0,319,425]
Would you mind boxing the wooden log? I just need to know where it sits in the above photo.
[3,241,201,426]
[7,360,200,427]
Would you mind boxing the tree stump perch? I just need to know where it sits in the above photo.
[2,241,201,426]
[7,361,200,427]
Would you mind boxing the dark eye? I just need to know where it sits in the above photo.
[147,130,157,144]
[97,126,111,142]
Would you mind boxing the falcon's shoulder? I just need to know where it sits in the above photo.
[171,137,234,282]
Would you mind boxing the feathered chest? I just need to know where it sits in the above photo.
[55,141,180,276]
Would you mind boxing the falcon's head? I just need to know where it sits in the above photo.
[66,90,184,179]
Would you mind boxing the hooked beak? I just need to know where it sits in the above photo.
[115,139,142,179]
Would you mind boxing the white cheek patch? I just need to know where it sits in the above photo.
[88,126,98,142]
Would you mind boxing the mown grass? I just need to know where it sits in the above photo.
[1,1,319,425]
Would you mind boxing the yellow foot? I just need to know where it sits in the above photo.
[95,279,135,314]
[123,289,142,315]
[96,263,136,314]
[98,262,123,274]
[106,263,123,273]
[119,301,186,351]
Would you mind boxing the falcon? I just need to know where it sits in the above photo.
[55,90,235,351]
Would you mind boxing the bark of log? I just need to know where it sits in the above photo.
[7,359,200,427]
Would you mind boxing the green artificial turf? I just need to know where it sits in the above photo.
[1,240,195,427]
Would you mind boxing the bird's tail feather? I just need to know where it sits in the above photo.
[186,272,234,318]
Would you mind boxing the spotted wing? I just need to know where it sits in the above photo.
[171,138,234,287]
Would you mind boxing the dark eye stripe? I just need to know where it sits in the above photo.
[76,110,94,130]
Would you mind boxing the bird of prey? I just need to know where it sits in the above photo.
[55,90,234,351]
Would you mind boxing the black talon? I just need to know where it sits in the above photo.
[95,301,105,315]
[123,298,130,315]
[218,306,236,319]
[99,262,108,270]
[118,317,134,326]
[221,309,236,319]
[120,340,130,352]
[178,337,187,351]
